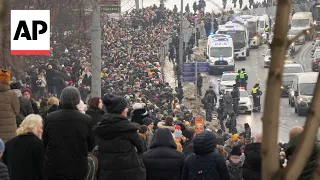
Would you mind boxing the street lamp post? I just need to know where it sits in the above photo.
[91,0,102,98]
[178,0,184,88]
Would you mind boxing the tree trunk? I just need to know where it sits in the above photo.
[0,0,7,69]
[261,0,292,179]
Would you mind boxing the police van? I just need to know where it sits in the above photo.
[216,21,250,60]
[206,34,235,74]
[237,15,262,48]
[288,72,318,116]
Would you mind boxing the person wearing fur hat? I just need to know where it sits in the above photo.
[94,94,146,180]
[43,86,94,180]
[0,70,20,142]
[131,102,149,125]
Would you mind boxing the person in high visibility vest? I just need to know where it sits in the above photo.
[239,68,248,90]
[264,25,269,40]
[251,83,262,112]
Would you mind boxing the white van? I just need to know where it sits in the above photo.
[258,15,271,43]
[291,12,313,40]
[216,21,250,59]
[288,72,318,116]
[206,34,234,74]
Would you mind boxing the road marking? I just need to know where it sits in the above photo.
[299,43,312,64]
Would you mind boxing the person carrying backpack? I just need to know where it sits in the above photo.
[227,145,243,180]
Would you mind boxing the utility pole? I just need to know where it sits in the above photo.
[178,0,183,88]
[141,0,144,8]
[211,10,214,33]
[91,0,102,98]
[135,0,139,9]
[195,19,197,47]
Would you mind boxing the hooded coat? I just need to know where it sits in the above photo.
[94,113,146,180]
[142,128,185,180]
[181,132,230,180]
[285,134,318,180]
[0,84,20,142]
[242,143,262,180]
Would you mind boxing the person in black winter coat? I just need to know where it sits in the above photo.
[181,131,230,180]
[242,142,262,180]
[94,94,146,180]
[21,88,39,114]
[43,86,94,180]
[4,114,44,180]
[142,128,185,180]
[86,97,105,147]
[182,128,195,156]
[46,65,57,96]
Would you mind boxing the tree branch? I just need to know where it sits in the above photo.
[284,72,320,180]
[287,25,317,45]
[261,0,292,179]
[0,0,7,69]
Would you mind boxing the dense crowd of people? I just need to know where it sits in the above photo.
[0,0,318,179]
[0,76,318,180]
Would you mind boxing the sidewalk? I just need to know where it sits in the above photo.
[162,58,177,89]
[162,39,218,127]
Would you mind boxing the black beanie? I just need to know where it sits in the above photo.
[103,94,128,114]
[193,131,217,154]
[142,117,153,126]
[230,145,242,156]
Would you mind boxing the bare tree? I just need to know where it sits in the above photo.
[261,0,320,179]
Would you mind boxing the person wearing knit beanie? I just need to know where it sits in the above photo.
[174,125,183,138]
[103,94,128,116]
[43,87,94,180]
[59,86,81,107]
[142,117,153,126]
[0,70,10,85]
[193,131,217,155]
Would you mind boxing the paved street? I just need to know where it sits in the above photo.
[207,42,316,143]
